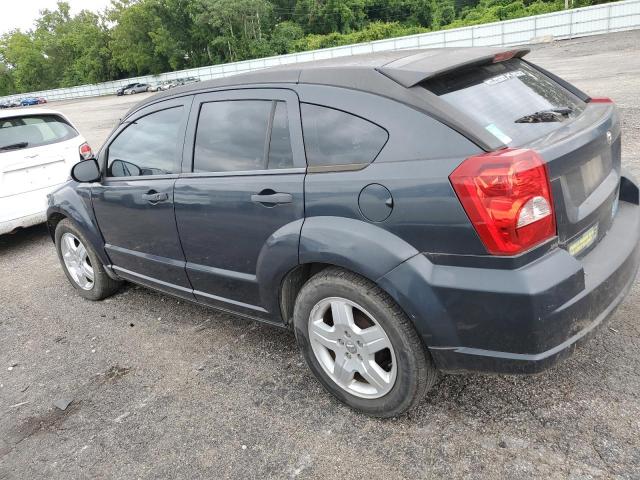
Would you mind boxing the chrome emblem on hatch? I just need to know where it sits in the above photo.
[606,131,613,145]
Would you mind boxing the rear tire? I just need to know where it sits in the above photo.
[293,267,437,417]
[55,219,122,301]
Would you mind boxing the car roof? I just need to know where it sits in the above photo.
[126,46,530,151]
[0,107,66,120]
[132,47,528,110]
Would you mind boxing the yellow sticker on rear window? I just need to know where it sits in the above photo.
[567,224,599,256]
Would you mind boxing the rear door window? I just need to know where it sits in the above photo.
[301,103,388,167]
[193,100,294,172]
[0,115,78,150]
[422,59,586,146]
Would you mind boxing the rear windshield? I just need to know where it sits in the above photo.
[423,59,585,146]
[0,114,78,151]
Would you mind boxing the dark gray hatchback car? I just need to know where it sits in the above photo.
[48,47,640,417]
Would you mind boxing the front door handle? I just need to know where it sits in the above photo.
[142,191,169,203]
[251,192,293,206]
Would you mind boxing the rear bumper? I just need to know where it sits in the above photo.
[380,198,640,375]
[0,184,63,235]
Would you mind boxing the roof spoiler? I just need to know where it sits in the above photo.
[376,47,531,88]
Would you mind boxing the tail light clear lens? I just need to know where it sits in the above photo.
[449,148,556,255]
[79,142,94,160]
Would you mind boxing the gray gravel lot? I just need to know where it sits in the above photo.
[1,30,640,479]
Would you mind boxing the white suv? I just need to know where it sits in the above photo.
[0,108,92,235]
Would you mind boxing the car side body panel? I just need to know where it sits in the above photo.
[174,88,306,321]
[255,218,305,321]
[295,84,486,256]
[47,51,640,377]
[299,216,419,281]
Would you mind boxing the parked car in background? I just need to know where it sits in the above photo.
[0,101,10,109]
[124,83,150,95]
[48,47,640,417]
[180,76,200,86]
[1,108,93,235]
[162,80,179,90]
[20,97,40,106]
[116,83,138,96]
[147,81,168,92]
[37,97,47,104]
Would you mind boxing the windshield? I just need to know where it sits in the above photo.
[423,59,586,146]
[0,114,78,152]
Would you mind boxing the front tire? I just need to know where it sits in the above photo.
[293,267,437,417]
[55,219,122,301]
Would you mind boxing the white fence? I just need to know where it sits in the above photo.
[2,0,639,103]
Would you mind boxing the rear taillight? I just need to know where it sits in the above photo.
[589,97,613,104]
[79,142,94,160]
[450,148,556,256]
[492,50,517,63]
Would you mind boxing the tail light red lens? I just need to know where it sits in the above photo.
[449,148,556,255]
[589,97,613,104]
[492,50,517,63]
[79,142,94,160]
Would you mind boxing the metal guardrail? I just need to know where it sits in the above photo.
[2,0,639,103]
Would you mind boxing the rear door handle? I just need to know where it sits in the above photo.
[251,192,293,205]
[142,191,169,203]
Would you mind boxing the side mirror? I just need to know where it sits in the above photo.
[71,158,101,183]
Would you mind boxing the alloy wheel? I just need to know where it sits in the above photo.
[308,297,397,399]
[60,232,95,290]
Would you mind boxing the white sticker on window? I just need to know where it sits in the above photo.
[485,123,513,145]
[484,70,526,85]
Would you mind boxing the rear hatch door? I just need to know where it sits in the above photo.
[0,113,81,198]
[423,58,619,255]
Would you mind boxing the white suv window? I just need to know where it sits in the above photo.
[0,115,77,151]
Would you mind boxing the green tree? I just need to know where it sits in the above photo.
[0,31,52,92]
[34,3,111,86]
[270,20,304,54]
[0,57,16,96]
[108,0,168,75]
[191,0,275,63]
[409,0,437,27]
[0,0,620,95]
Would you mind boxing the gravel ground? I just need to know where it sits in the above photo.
[1,30,640,480]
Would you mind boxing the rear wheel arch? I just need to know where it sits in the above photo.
[281,217,422,329]
[279,262,426,340]
[299,216,419,284]
[292,265,438,416]
[279,263,332,326]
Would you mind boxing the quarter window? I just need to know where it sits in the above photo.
[107,107,183,177]
[301,103,388,167]
[268,102,294,169]
[194,100,293,173]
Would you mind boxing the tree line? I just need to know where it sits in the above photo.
[0,0,613,95]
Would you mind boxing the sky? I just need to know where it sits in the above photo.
[0,0,113,35]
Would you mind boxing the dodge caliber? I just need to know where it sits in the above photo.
[47,47,640,417]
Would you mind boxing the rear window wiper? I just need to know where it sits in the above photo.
[515,107,573,123]
[0,142,29,151]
